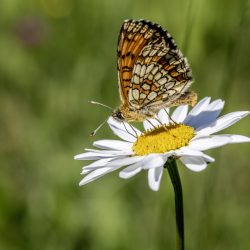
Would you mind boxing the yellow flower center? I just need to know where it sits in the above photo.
[133,124,195,156]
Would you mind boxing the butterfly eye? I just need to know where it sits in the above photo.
[112,110,124,121]
[117,111,124,120]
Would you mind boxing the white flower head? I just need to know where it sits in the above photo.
[75,97,250,191]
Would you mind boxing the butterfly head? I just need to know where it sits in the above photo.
[112,105,150,122]
[112,108,125,121]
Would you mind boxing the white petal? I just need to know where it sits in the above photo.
[188,97,211,116]
[157,108,170,124]
[119,161,142,179]
[108,117,141,142]
[81,158,113,174]
[196,111,250,136]
[225,134,250,143]
[201,99,225,127]
[176,147,215,163]
[141,154,167,169]
[189,135,231,150]
[79,166,120,186]
[81,169,92,175]
[106,156,144,168]
[93,140,133,150]
[184,99,225,129]
[171,105,188,123]
[143,118,160,130]
[208,99,224,112]
[85,148,133,156]
[74,151,118,160]
[148,167,163,191]
[200,134,250,145]
[180,156,208,172]
[79,156,144,185]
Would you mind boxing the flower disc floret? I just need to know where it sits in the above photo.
[133,124,195,156]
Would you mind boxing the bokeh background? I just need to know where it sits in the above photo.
[1,0,250,249]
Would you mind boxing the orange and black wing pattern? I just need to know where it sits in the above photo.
[117,19,193,110]
[117,19,161,104]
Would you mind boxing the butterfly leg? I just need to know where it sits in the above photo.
[154,117,163,125]
[122,121,139,138]
[145,119,159,128]
[163,109,177,125]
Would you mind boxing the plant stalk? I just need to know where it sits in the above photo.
[165,159,184,250]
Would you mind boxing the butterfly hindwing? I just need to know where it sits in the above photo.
[128,22,192,110]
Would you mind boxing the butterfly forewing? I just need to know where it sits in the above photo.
[117,20,165,104]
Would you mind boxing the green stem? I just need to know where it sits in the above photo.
[165,159,184,250]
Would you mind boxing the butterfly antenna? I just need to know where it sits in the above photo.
[90,118,108,136]
[89,101,113,110]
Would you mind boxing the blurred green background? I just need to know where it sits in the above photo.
[0,0,250,249]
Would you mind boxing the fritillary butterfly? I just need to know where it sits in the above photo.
[112,19,197,122]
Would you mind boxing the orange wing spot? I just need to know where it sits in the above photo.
[152,55,161,61]
[136,56,145,64]
[121,40,130,56]
[151,85,158,91]
[164,65,175,71]
[122,71,132,80]
[127,33,142,52]
[144,79,152,84]
[170,71,179,77]
[133,36,147,52]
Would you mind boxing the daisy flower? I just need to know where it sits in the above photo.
[74,97,250,191]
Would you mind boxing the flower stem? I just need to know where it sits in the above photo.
[165,159,184,250]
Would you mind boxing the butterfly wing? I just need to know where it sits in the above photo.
[117,19,193,112]
[117,19,163,105]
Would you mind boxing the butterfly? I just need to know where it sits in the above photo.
[112,19,197,122]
